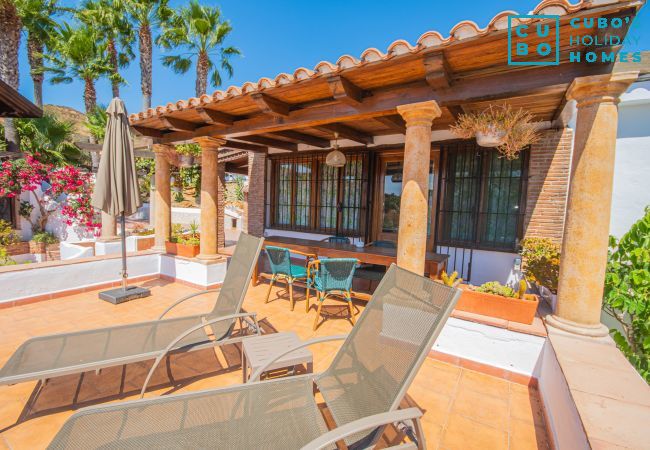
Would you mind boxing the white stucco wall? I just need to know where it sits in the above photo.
[610,88,650,238]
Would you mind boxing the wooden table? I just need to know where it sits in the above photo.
[242,331,313,382]
[252,235,449,285]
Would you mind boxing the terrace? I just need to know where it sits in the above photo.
[0,280,550,449]
[1,0,649,448]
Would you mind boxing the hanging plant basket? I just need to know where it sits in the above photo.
[161,144,202,168]
[450,104,539,160]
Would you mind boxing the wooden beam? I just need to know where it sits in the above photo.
[446,105,464,120]
[267,130,330,148]
[317,123,374,145]
[614,50,650,81]
[423,53,452,90]
[157,63,615,144]
[551,93,575,129]
[233,135,297,152]
[196,107,235,125]
[327,75,365,106]
[373,115,406,134]
[222,140,268,153]
[251,93,291,117]
[224,163,248,175]
[132,125,164,138]
[160,116,198,132]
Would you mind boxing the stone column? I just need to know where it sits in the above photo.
[194,137,226,260]
[246,151,266,237]
[152,144,172,252]
[99,212,118,241]
[395,100,442,275]
[546,72,638,337]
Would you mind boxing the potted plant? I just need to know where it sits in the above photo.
[450,104,539,160]
[165,222,200,258]
[520,238,560,309]
[456,280,539,325]
[163,143,202,168]
[130,223,156,251]
[29,231,60,260]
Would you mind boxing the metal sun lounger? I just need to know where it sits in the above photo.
[0,233,265,396]
[48,264,461,450]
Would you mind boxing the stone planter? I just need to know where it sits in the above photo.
[456,285,539,325]
[5,242,30,256]
[28,242,61,261]
[135,236,155,251]
[165,241,200,258]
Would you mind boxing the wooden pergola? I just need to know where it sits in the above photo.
[131,0,645,338]
[0,79,42,119]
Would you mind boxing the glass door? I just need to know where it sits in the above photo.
[374,152,439,250]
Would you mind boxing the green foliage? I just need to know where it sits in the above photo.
[19,201,34,219]
[0,220,20,246]
[187,220,199,237]
[14,114,83,165]
[169,223,185,243]
[603,207,650,382]
[85,105,108,141]
[440,270,462,287]
[135,157,155,202]
[31,231,59,244]
[0,247,17,266]
[131,222,154,236]
[175,143,201,156]
[475,281,517,298]
[226,175,245,204]
[158,0,240,94]
[520,237,560,293]
[173,190,185,203]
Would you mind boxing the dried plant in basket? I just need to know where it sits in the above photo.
[161,144,202,168]
[450,104,539,160]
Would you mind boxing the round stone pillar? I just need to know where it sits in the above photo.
[395,100,442,275]
[98,212,118,242]
[194,137,226,260]
[152,144,172,252]
[546,71,638,337]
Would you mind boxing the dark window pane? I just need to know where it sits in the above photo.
[319,164,338,230]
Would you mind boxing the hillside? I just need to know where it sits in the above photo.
[43,104,91,138]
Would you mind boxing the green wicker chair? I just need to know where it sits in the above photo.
[307,258,359,330]
[265,246,315,311]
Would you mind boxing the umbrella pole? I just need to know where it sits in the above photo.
[120,212,127,291]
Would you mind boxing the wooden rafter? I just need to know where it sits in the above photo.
[373,115,406,134]
[327,75,366,106]
[222,140,268,153]
[267,130,330,148]
[196,107,235,125]
[152,63,615,144]
[132,125,164,138]
[160,116,198,132]
[317,123,374,145]
[233,135,297,151]
[423,52,452,90]
[251,93,291,117]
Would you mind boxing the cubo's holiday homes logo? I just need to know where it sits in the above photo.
[508,14,642,66]
[508,15,560,65]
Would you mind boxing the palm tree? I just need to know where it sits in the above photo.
[0,0,23,152]
[42,23,113,114]
[85,104,108,142]
[77,0,134,98]
[122,0,172,110]
[15,114,84,165]
[159,0,240,97]
[15,0,61,108]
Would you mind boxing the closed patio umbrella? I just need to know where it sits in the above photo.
[92,98,150,303]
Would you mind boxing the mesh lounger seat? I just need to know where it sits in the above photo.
[0,233,265,391]
[48,264,461,450]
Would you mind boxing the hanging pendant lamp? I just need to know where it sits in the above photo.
[325,132,346,167]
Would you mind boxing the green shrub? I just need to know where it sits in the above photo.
[603,207,650,382]
[520,237,560,293]
[31,231,59,244]
[0,220,19,247]
[474,281,517,298]
[0,247,16,266]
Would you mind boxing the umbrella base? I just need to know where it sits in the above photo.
[99,286,151,304]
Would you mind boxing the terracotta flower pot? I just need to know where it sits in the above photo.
[456,285,539,325]
[165,241,200,258]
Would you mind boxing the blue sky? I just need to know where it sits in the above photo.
[17,0,650,115]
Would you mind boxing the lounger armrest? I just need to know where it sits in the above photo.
[248,334,347,382]
[158,289,222,319]
[300,408,424,450]
[141,312,260,398]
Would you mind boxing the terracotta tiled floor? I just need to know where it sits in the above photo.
[0,277,549,449]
